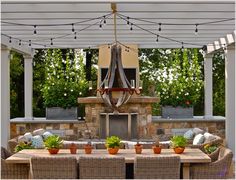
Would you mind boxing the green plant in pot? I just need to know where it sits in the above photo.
[152,136,162,154]
[83,122,93,154]
[171,135,187,154]
[44,135,63,154]
[105,136,121,155]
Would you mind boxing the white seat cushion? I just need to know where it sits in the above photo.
[203,132,216,143]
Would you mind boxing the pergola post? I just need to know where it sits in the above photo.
[204,54,213,118]
[1,45,11,148]
[24,54,33,120]
[225,44,235,156]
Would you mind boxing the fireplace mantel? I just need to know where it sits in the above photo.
[78,96,159,104]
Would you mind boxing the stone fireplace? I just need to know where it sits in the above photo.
[78,44,159,139]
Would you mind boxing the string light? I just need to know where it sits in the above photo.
[103,16,106,24]
[99,23,102,29]
[50,38,53,45]
[127,17,130,25]
[195,24,198,35]
[29,40,31,46]
[72,23,75,33]
[181,42,184,52]
[130,23,133,31]
[158,23,162,31]
[9,37,12,43]
[34,25,37,34]
[156,35,159,42]
[74,32,77,39]
[19,40,21,46]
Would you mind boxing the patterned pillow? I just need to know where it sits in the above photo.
[42,131,53,140]
[193,134,205,145]
[31,135,44,148]
[33,128,45,136]
[184,129,194,140]
[193,128,204,135]
[23,132,33,142]
[203,132,216,143]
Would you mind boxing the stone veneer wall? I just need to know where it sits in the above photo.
[10,117,225,140]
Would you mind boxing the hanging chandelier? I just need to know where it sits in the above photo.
[97,4,141,111]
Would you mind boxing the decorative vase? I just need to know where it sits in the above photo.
[152,146,162,154]
[108,147,119,155]
[161,106,193,118]
[69,143,77,154]
[135,144,143,154]
[84,144,93,154]
[48,148,59,154]
[173,147,185,154]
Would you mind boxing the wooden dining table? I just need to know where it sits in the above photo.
[6,148,211,179]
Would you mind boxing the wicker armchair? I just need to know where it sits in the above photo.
[30,157,77,179]
[189,136,223,151]
[190,147,233,179]
[1,147,29,179]
[134,156,181,179]
[79,156,125,179]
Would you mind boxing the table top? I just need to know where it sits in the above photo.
[6,148,211,164]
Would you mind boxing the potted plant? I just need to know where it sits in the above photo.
[152,137,162,154]
[134,134,143,154]
[42,49,88,120]
[105,136,121,155]
[171,135,187,154]
[69,143,77,154]
[83,122,93,154]
[44,135,63,154]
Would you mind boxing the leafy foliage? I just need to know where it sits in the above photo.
[105,136,121,148]
[14,141,34,152]
[42,49,88,108]
[171,135,187,148]
[44,135,63,149]
[140,48,203,108]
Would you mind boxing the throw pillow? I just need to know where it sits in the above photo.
[31,135,44,148]
[203,132,216,143]
[193,134,205,145]
[33,128,45,136]
[184,129,194,140]
[23,132,33,142]
[193,127,204,135]
[42,131,53,140]
[17,135,28,143]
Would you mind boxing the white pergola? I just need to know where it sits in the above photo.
[1,0,235,155]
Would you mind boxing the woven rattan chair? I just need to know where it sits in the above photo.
[1,146,29,179]
[134,156,181,179]
[190,147,233,179]
[79,156,125,179]
[30,156,77,179]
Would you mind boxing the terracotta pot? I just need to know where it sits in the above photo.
[135,144,143,154]
[174,147,185,154]
[152,146,162,154]
[84,144,93,154]
[107,147,119,155]
[69,143,77,154]
[48,148,59,154]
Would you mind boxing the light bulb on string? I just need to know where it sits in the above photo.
[29,40,31,46]
[127,16,130,25]
[103,16,106,24]
[50,38,53,46]
[19,40,21,46]
[99,23,102,29]
[130,23,133,31]
[181,42,184,52]
[74,32,77,39]
[195,24,198,35]
[156,35,159,42]
[71,23,75,33]
[9,37,12,43]
[158,23,162,31]
[34,25,37,34]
